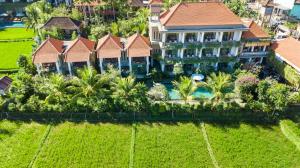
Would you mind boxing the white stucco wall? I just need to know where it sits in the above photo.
[274,0,294,9]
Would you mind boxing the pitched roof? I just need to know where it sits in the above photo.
[0,76,12,92]
[272,37,300,71]
[32,38,64,64]
[242,20,270,39]
[149,0,163,5]
[42,17,81,30]
[96,34,122,58]
[126,33,151,57]
[160,2,244,27]
[64,37,95,62]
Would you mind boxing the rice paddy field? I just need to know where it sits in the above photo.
[0,41,34,70]
[0,28,34,40]
[0,120,300,168]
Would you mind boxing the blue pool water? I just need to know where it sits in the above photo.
[164,84,213,100]
[0,21,25,29]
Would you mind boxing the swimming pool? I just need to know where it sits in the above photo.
[164,83,213,100]
[0,21,25,29]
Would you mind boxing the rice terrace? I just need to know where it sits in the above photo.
[0,119,300,168]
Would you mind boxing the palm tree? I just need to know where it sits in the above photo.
[112,76,148,119]
[201,72,233,108]
[172,76,197,103]
[69,67,109,112]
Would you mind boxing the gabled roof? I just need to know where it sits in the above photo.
[242,20,270,39]
[272,37,300,71]
[0,76,12,92]
[96,34,122,50]
[96,34,122,58]
[149,0,163,5]
[64,37,95,62]
[32,38,64,64]
[42,17,81,30]
[126,33,151,57]
[160,2,244,27]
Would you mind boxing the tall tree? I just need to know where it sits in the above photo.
[172,76,197,103]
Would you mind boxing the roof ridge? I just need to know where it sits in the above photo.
[162,3,182,26]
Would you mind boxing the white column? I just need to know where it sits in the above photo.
[161,62,165,72]
[201,32,205,42]
[251,46,255,52]
[217,48,221,57]
[68,62,72,76]
[195,49,198,57]
[260,57,263,64]
[87,61,91,67]
[36,64,42,75]
[118,57,121,72]
[129,57,132,72]
[214,63,218,71]
[182,32,186,43]
[146,57,150,74]
[180,49,184,58]
[197,32,201,42]
[56,61,61,74]
[178,33,182,43]
[263,45,267,51]
[218,32,223,42]
[99,58,104,73]
[177,49,180,57]
[249,58,253,63]
[199,48,203,57]
[162,33,166,43]
[162,49,166,59]
[234,47,239,56]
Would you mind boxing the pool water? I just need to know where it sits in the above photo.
[0,21,25,29]
[164,84,213,100]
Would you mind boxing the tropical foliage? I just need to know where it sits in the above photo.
[172,76,197,103]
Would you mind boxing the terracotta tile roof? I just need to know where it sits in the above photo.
[32,38,64,64]
[0,76,12,92]
[242,20,269,39]
[96,34,122,58]
[126,33,151,57]
[42,17,81,30]
[295,0,300,4]
[149,0,163,5]
[64,37,95,62]
[272,37,300,71]
[160,2,244,27]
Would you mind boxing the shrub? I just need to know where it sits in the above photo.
[235,74,259,101]
[148,84,169,101]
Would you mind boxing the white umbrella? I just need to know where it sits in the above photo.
[191,74,204,82]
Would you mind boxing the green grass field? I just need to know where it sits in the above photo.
[133,123,213,167]
[0,120,300,167]
[32,122,132,168]
[0,120,48,168]
[0,41,34,70]
[205,123,300,167]
[0,28,34,40]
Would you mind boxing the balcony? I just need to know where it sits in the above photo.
[240,51,269,57]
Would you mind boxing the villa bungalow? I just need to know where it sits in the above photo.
[125,33,151,76]
[42,17,82,37]
[272,37,300,73]
[64,37,96,75]
[0,76,12,95]
[32,37,64,74]
[96,34,123,73]
[240,19,271,64]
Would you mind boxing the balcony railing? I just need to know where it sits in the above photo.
[164,40,242,49]
[240,51,269,57]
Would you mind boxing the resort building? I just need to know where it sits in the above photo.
[64,37,96,75]
[96,34,123,73]
[149,2,248,74]
[249,0,274,26]
[240,19,271,64]
[42,17,82,38]
[0,76,12,96]
[125,33,152,76]
[272,37,300,73]
[32,38,64,74]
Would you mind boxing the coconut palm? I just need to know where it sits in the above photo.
[201,72,234,108]
[68,67,109,112]
[112,76,148,119]
[172,76,197,103]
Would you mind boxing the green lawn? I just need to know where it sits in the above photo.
[205,123,300,167]
[33,122,132,168]
[0,120,48,168]
[0,28,34,40]
[0,41,34,70]
[134,123,213,167]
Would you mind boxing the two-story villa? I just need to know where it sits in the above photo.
[149,1,248,74]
